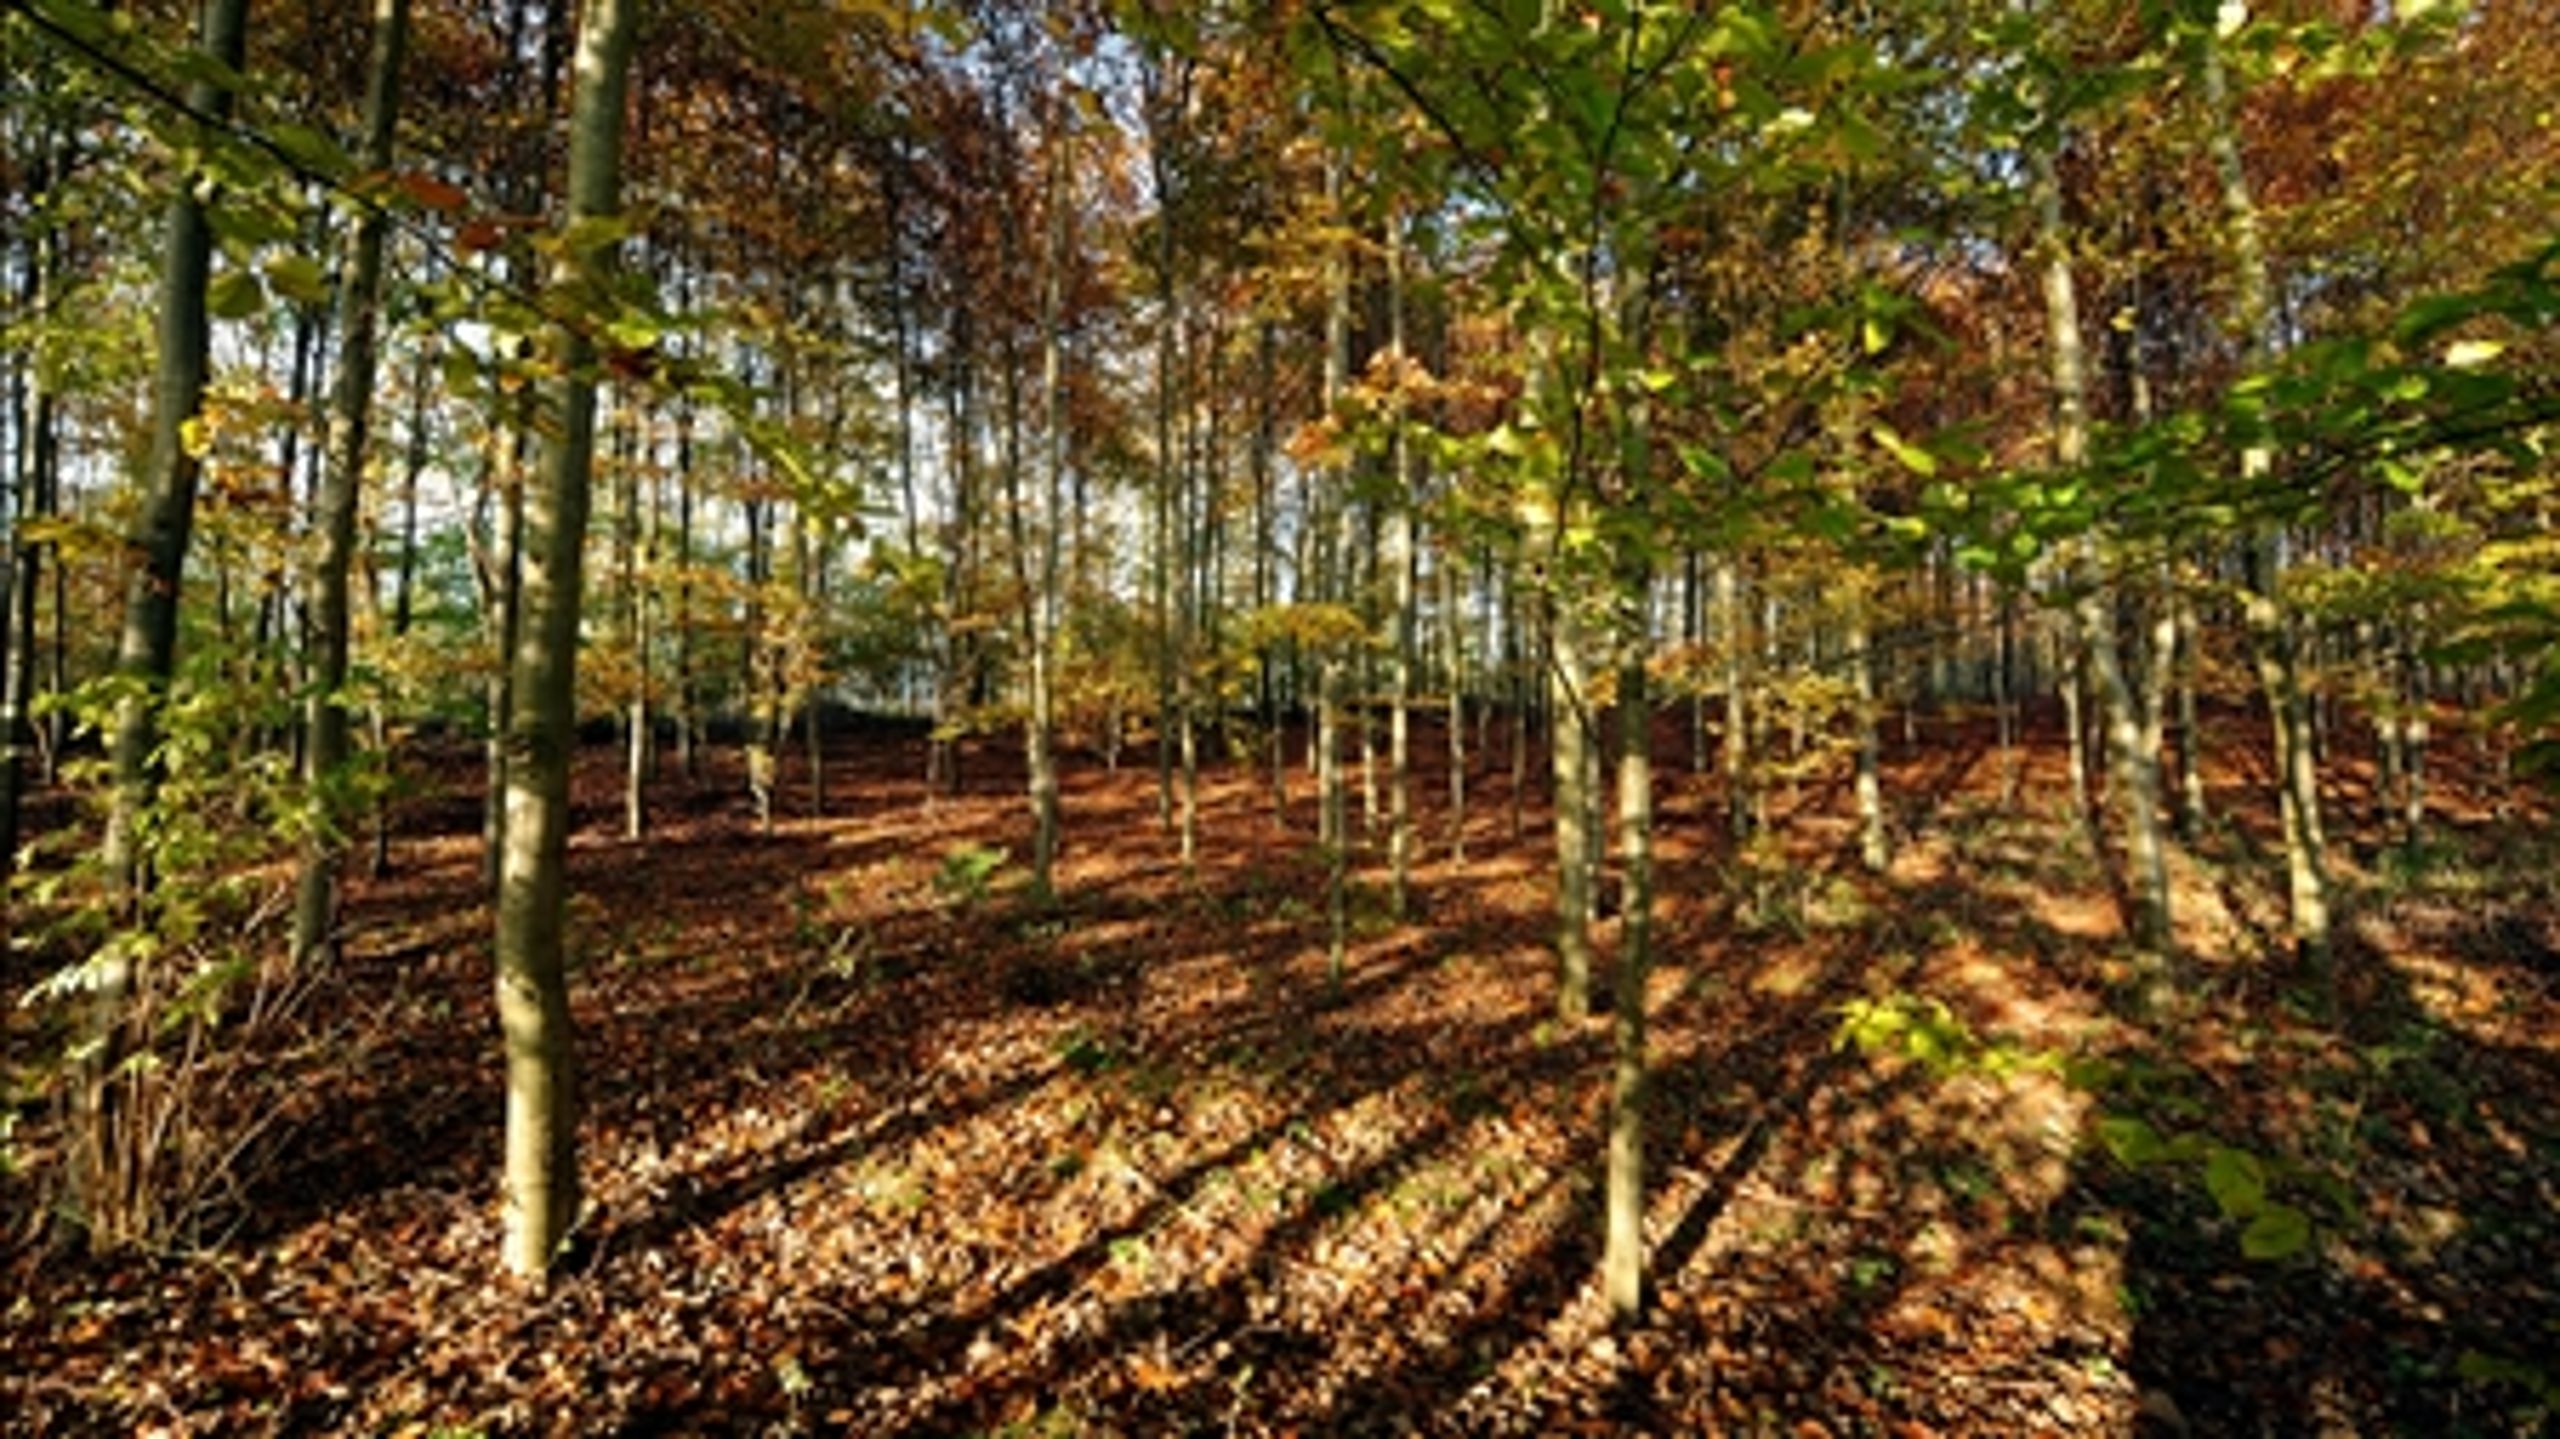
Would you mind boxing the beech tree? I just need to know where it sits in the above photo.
[291,0,410,969]
[493,0,640,1279]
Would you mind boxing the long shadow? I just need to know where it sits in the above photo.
[2059,786,2560,1432]
[713,995,1609,1435]
[232,818,862,1244]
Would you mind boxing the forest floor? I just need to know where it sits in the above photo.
[4,704,2558,1436]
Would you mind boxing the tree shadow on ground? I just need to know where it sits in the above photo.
[2057,814,2560,1435]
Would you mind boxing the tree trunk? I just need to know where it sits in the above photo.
[2205,26,2332,977]
[1384,215,1414,918]
[2174,587,2206,832]
[1715,558,1749,839]
[672,386,697,782]
[2035,128,2171,948]
[1442,534,1468,867]
[2398,630,2428,843]
[2,144,60,890]
[293,0,409,969]
[625,407,652,840]
[484,434,525,894]
[1603,571,1653,1326]
[1852,596,1888,874]
[1548,575,1594,1026]
[1013,125,1069,901]
[98,0,250,903]
[493,0,638,1280]
[83,0,251,1245]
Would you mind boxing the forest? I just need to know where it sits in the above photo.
[2,0,2558,1432]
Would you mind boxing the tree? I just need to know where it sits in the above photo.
[291,0,410,969]
[493,0,641,1280]
[83,0,252,1238]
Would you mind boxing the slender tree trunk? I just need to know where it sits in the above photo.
[1852,596,1889,873]
[293,0,410,968]
[1547,571,1594,1026]
[485,437,525,893]
[799,500,824,819]
[1496,580,1517,839]
[259,294,321,760]
[1994,592,2019,809]
[1384,215,1414,918]
[2174,586,2206,832]
[2141,575,2180,847]
[1151,82,1187,838]
[2205,26,2332,976]
[672,390,697,782]
[1177,412,1200,877]
[1715,558,1748,839]
[1603,567,1653,1326]
[1323,637,1347,991]
[494,0,638,1279]
[1442,533,1468,867]
[1317,133,1350,991]
[2035,128,2172,944]
[2398,629,2428,842]
[2059,627,2090,824]
[99,0,250,903]
[625,410,652,840]
[1015,127,1069,900]
[2,160,59,888]
[83,0,251,1245]
[1684,551,1706,774]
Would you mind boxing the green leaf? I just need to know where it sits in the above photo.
[207,269,267,321]
[207,201,299,250]
[559,213,637,256]
[263,253,330,306]
[269,121,351,180]
[2095,1114,2164,1167]
[2239,1203,2311,1260]
[2203,1146,2267,1220]
[1871,424,1937,477]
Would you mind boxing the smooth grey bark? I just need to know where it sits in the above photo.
[1546,554,1594,1027]
[1015,125,1068,900]
[2204,25,2332,973]
[494,0,638,1279]
[624,408,651,841]
[1147,61,1189,838]
[1318,137,1351,991]
[2033,132,2171,947]
[2396,629,2429,841]
[480,428,526,893]
[292,0,409,969]
[1851,600,1889,873]
[1714,558,1749,839]
[1384,216,1414,918]
[1442,535,1468,867]
[2174,587,2207,832]
[671,387,697,781]
[1603,573,1654,1325]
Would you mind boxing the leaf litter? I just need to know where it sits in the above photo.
[3,709,2556,1435]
